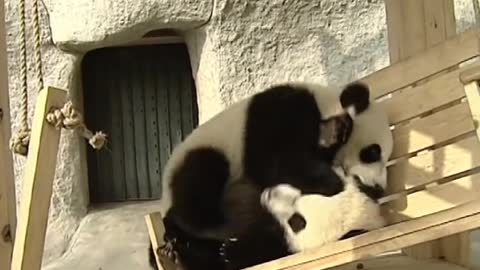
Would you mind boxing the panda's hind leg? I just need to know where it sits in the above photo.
[170,147,231,236]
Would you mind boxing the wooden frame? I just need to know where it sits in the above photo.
[0,0,17,268]
[10,87,67,270]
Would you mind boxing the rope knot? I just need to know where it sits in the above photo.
[10,130,30,156]
[46,101,107,150]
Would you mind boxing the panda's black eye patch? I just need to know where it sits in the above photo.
[288,212,307,233]
[359,144,382,163]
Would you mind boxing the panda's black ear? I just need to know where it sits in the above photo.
[340,82,370,115]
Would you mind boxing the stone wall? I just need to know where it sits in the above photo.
[3,0,478,265]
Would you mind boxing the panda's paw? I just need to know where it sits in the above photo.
[158,239,178,263]
[261,184,300,220]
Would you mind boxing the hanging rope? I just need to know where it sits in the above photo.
[10,0,107,155]
[9,0,30,155]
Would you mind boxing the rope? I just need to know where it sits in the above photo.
[10,0,30,155]
[10,0,107,154]
[45,102,107,150]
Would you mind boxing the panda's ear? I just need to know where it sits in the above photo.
[340,82,370,115]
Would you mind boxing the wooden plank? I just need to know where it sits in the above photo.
[391,102,475,159]
[387,135,480,194]
[0,0,16,267]
[119,60,139,200]
[167,54,183,150]
[145,59,161,199]
[10,86,66,270]
[156,57,171,184]
[384,0,404,62]
[246,199,480,270]
[464,82,480,142]
[384,172,480,223]
[132,59,150,199]
[424,0,456,48]
[145,212,179,270]
[108,53,126,201]
[379,65,466,125]
[361,30,480,99]
[330,254,469,270]
[277,212,480,270]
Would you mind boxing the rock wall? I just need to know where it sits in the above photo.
[3,0,478,265]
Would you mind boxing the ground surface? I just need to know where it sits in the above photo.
[42,201,159,270]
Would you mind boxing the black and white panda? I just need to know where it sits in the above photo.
[158,82,370,242]
[218,99,394,270]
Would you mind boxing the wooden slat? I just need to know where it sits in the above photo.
[387,135,480,194]
[145,212,178,270]
[246,199,480,270]
[424,0,457,48]
[379,66,466,124]
[167,54,183,150]
[11,87,66,270]
[0,0,16,267]
[132,59,150,198]
[361,30,480,99]
[391,102,475,159]
[145,60,162,199]
[109,54,126,201]
[384,172,480,224]
[464,82,480,141]
[156,56,172,181]
[119,60,139,200]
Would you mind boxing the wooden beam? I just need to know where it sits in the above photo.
[384,0,473,267]
[0,0,17,268]
[10,87,66,270]
[145,212,179,270]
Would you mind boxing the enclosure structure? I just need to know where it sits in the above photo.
[2,0,480,270]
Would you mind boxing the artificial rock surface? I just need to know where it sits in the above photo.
[3,0,479,268]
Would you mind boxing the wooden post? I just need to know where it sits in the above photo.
[384,0,471,267]
[0,0,17,268]
[10,87,66,270]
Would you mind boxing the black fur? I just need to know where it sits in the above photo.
[354,175,385,202]
[288,213,307,233]
[339,229,369,240]
[340,82,370,115]
[359,143,382,164]
[170,147,230,235]
[157,83,372,270]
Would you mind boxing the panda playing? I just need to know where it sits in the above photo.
[149,82,385,270]
[216,98,393,270]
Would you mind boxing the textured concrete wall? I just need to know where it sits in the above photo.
[3,0,479,266]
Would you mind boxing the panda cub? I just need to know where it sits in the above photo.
[218,98,393,270]
[159,82,371,242]
[260,167,385,253]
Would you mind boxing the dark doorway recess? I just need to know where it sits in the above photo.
[82,43,199,203]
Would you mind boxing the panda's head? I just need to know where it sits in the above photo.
[335,98,393,191]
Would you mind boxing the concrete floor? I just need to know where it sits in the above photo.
[43,201,160,270]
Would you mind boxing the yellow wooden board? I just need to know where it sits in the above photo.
[10,87,66,270]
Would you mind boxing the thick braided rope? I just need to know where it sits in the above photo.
[10,0,30,156]
[32,0,44,89]
[46,102,107,150]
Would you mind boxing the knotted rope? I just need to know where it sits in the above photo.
[45,102,107,150]
[10,0,107,155]
[9,0,30,155]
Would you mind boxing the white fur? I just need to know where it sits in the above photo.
[334,101,393,188]
[159,82,349,216]
[262,168,385,252]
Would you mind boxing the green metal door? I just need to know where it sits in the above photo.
[82,43,199,203]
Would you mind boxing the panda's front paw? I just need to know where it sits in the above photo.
[261,184,300,220]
